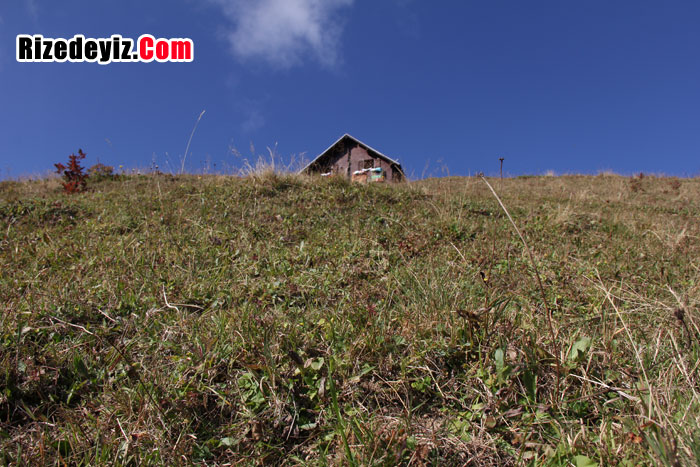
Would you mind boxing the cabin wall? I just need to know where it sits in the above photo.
[349,147,396,177]
[310,147,347,175]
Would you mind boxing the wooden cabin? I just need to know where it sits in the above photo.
[299,134,405,183]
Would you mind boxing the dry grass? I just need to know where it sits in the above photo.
[1,172,699,465]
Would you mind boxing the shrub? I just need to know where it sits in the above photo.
[87,163,115,181]
[54,149,88,194]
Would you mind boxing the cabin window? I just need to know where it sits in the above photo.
[363,159,374,169]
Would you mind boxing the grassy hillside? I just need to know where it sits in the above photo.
[1,173,699,465]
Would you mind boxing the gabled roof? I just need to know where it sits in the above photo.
[299,133,404,174]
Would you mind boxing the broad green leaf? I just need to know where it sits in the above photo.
[574,454,598,467]
[568,337,591,362]
[494,348,505,372]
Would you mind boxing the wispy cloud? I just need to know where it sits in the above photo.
[235,97,267,133]
[211,0,354,68]
[25,0,38,20]
[241,106,265,133]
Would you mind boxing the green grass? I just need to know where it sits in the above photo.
[1,172,699,465]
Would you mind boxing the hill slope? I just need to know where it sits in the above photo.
[2,174,699,465]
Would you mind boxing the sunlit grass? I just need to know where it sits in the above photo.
[1,172,699,465]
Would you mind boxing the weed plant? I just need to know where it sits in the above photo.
[54,150,88,194]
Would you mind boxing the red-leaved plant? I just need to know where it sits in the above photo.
[55,149,88,194]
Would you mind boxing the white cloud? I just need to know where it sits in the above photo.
[211,0,353,68]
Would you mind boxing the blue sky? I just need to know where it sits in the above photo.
[1,0,700,179]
